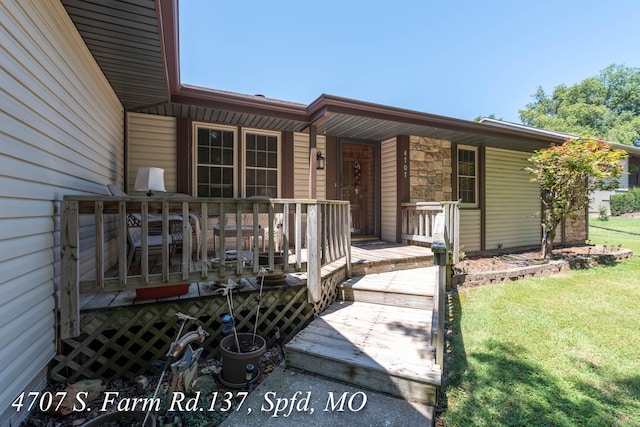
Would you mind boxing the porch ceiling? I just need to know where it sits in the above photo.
[61,0,170,109]
[314,111,553,151]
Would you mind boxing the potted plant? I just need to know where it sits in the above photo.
[215,271,268,388]
[258,251,287,285]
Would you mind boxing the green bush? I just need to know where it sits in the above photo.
[610,187,640,216]
[634,187,640,211]
[598,205,609,221]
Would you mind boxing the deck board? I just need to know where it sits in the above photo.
[342,267,436,295]
[286,301,438,373]
[285,248,441,406]
[286,299,440,403]
[81,242,431,311]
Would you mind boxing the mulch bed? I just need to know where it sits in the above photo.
[452,244,633,288]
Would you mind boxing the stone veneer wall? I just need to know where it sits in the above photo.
[409,136,453,202]
[563,207,587,243]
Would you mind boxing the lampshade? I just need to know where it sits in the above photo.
[134,167,166,196]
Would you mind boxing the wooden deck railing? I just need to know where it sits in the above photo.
[401,201,461,263]
[60,196,351,339]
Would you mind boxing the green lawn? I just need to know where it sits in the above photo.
[440,216,640,426]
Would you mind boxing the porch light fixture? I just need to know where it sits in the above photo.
[316,151,326,170]
[134,166,166,196]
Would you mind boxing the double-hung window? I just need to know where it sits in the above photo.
[457,146,478,207]
[196,125,236,198]
[243,129,280,198]
[194,124,280,198]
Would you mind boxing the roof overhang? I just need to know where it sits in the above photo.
[63,0,575,154]
[138,85,311,132]
[62,0,179,110]
[306,94,558,151]
[481,118,640,157]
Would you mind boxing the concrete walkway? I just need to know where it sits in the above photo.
[220,367,433,426]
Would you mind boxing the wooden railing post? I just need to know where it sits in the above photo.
[345,203,352,278]
[431,212,447,370]
[306,203,321,303]
[94,201,104,289]
[60,199,80,339]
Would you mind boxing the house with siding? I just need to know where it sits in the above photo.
[480,118,640,217]
[0,0,595,423]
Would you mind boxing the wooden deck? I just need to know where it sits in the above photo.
[79,241,433,311]
[285,265,441,405]
[349,240,433,275]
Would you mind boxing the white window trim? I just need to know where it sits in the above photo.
[458,145,479,208]
[192,122,238,197]
[241,128,282,198]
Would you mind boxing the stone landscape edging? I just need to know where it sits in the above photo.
[452,249,634,288]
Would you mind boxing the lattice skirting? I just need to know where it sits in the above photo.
[51,285,317,382]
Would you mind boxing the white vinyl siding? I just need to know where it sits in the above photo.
[293,132,326,200]
[485,148,541,249]
[1,1,124,424]
[459,210,481,253]
[380,137,397,242]
[127,113,177,194]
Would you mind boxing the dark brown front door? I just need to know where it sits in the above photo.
[342,142,376,237]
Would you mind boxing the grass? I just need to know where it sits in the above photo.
[440,216,640,426]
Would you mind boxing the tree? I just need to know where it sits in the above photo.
[526,138,627,258]
[519,64,640,146]
[473,113,502,122]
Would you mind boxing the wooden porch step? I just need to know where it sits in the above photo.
[350,242,433,276]
[340,267,437,310]
[285,301,440,405]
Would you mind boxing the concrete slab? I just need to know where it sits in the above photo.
[220,366,433,426]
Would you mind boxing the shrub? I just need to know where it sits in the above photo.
[598,205,609,221]
[610,187,640,216]
[633,187,640,211]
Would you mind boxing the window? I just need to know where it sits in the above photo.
[194,124,280,198]
[458,146,478,207]
[196,125,236,197]
[243,129,280,198]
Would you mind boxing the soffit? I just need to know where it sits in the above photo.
[62,0,169,109]
[136,101,310,132]
[310,95,558,152]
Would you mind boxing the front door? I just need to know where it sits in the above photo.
[342,142,377,237]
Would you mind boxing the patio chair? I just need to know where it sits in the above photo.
[125,213,181,271]
[106,184,187,271]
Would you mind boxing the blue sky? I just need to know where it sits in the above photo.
[178,1,640,123]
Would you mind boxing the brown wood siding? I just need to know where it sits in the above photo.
[325,135,339,200]
[176,117,193,195]
[281,131,295,198]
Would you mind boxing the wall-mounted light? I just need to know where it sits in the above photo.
[316,151,326,170]
[134,166,166,196]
